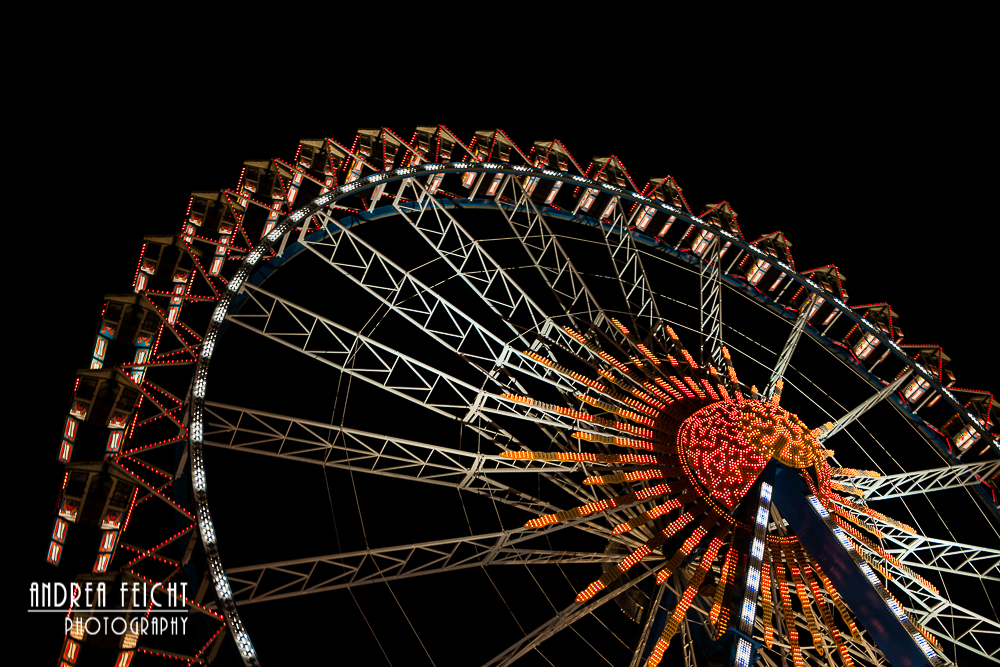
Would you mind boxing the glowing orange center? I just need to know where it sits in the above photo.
[679,399,821,509]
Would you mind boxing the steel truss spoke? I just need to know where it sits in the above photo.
[393,181,668,430]
[304,202,662,516]
[483,176,665,420]
[679,616,697,667]
[223,515,653,605]
[867,522,1000,581]
[305,206,645,424]
[844,460,1000,500]
[902,594,999,663]
[869,555,995,663]
[389,179,586,356]
[226,285,625,506]
[201,401,575,516]
[593,196,665,341]
[698,235,723,369]
[308,207,591,376]
[483,563,661,667]
[227,285,641,447]
[818,369,913,442]
[228,284,483,411]
[628,578,670,667]
[765,298,811,400]
[489,173,623,342]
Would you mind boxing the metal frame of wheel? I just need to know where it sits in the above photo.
[49,127,999,667]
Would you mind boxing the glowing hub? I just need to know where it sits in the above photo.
[679,399,822,508]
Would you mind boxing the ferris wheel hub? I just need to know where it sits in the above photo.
[679,398,826,510]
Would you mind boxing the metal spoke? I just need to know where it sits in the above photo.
[230,284,640,441]
[226,285,661,502]
[879,529,1000,582]
[818,369,913,442]
[201,402,581,517]
[490,173,613,337]
[389,179,579,352]
[306,207,596,387]
[593,196,665,338]
[842,460,1000,500]
[850,538,997,663]
[628,579,669,667]
[679,616,697,667]
[904,597,1000,663]
[844,502,1000,581]
[764,298,811,400]
[298,203,671,521]
[221,517,654,605]
[483,563,661,667]
[698,234,723,369]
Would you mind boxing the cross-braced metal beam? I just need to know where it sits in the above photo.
[827,501,1000,660]
[229,285,650,445]
[765,299,811,400]
[490,174,606,331]
[382,182,662,422]
[884,530,1000,582]
[903,594,999,663]
[304,210,582,396]
[225,286,639,508]
[303,202,659,458]
[862,560,992,663]
[629,577,670,667]
[818,369,913,442]
[222,514,654,605]
[594,197,664,337]
[489,173,646,359]
[698,235,723,370]
[201,401,578,517]
[846,510,1000,582]
[842,460,1000,501]
[483,563,662,667]
[388,178,576,351]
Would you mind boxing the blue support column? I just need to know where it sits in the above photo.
[772,465,941,666]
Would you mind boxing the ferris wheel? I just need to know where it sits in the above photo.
[48,126,999,667]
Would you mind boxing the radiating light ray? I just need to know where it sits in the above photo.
[571,432,671,454]
[830,467,881,478]
[799,554,853,667]
[762,545,775,649]
[500,451,667,465]
[709,545,736,626]
[500,318,934,666]
[784,544,822,652]
[647,531,727,666]
[775,560,804,667]
[582,468,668,485]
[832,507,886,540]
[575,510,699,604]
[612,490,702,535]
[655,521,715,584]
[832,496,917,534]
[522,482,679,529]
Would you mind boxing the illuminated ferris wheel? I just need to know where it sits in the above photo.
[48,126,999,666]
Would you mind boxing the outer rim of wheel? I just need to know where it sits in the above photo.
[190,160,998,666]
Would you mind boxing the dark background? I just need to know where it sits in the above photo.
[18,38,995,665]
